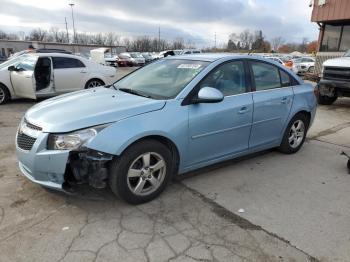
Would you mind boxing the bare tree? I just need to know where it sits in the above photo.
[239,29,254,50]
[271,37,285,52]
[105,32,120,46]
[49,27,66,43]
[300,37,308,53]
[29,28,47,41]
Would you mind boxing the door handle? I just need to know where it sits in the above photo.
[281,97,288,104]
[80,70,87,73]
[238,106,249,114]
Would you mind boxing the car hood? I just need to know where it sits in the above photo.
[323,57,350,68]
[25,87,166,133]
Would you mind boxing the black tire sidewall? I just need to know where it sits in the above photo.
[317,94,337,105]
[0,84,10,105]
[279,114,308,154]
[109,139,173,204]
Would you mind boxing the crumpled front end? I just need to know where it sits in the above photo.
[16,119,113,192]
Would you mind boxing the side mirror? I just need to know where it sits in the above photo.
[8,65,17,71]
[193,87,224,104]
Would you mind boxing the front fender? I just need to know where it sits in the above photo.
[87,100,189,170]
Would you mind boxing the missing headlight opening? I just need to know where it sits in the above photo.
[64,149,113,192]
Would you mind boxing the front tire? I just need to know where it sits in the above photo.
[279,114,308,154]
[109,139,173,204]
[0,84,10,105]
[317,94,337,105]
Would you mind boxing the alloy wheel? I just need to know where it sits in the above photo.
[0,88,4,104]
[288,120,305,148]
[87,80,103,88]
[126,152,166,196]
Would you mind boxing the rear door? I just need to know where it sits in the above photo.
[10,56,37,99]
[248,60,294,148]
[52,57,87,92]
[187,60,253,166]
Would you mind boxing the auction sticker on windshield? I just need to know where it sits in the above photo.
[177,64,202,69]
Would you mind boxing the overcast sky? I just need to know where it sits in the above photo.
[0,0,318,47]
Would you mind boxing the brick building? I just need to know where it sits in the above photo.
[311,0,350,73]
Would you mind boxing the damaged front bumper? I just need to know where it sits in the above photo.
[318,79,350,97]
[16,131,113,193]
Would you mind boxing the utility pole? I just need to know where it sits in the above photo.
[64,17,69,43]
[214,32,217,49]
[69,3,76,44]
[158,26,161,52]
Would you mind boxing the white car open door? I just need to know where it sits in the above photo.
[10,69,36,99]
[9,55,38,99]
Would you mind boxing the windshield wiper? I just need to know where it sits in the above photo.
[118,88,152,98]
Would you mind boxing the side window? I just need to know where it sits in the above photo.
[251,62,281,91]
[199,61,246,96]
[52,57,85,69]
[280,70,291,87]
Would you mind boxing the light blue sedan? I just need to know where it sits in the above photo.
[16,54,317,204]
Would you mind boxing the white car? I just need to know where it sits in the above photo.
[0,52,116,104]
[181,49,202,55]
[292,57,315,75]
[129,52,146,66]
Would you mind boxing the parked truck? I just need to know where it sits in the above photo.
[317,50,350,105]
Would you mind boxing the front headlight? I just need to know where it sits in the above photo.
[47,125,108,150]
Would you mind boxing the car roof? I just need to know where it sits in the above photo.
[166,53,267,62]
[29,52,81,58]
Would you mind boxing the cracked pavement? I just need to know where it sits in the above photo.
[0,70,348,261]
[0,148,312,262]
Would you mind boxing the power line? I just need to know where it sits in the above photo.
[214,32,217,48]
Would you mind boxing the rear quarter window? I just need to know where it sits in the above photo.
[52,57,85,69]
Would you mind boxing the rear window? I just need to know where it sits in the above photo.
[251,61,281,91]
[119,54,130,59]
[52,57,85,69]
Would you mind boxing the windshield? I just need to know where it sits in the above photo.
[119,54,130,59]
[130,53,142,58]
[114,59,209,99]
[344,50,350,57]
[0,54,36,70]
[17,55,38,71]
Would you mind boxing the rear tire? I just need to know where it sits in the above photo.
[279,114,308,154]
[0,84,10,105]
[109,139,173,204]
[308,66,315,73]
[85,79,105,89]
[317,94,337,105]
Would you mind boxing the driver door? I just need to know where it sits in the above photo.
[10,57,37,99]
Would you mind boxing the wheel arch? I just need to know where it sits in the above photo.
[119,135,181,175]
[0,82,12,99]
[84,77,106,89]
[294,110,311,129]
[279,108,312,144]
